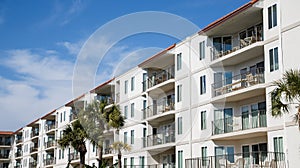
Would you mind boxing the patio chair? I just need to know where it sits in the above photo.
[219,158,235,168]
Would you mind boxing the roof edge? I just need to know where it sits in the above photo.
[138,43,176,67]
[199,0,259,34]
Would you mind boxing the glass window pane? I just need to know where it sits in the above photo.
[268,7,272,29]
[274,47,279,70]
[273,4,277,27]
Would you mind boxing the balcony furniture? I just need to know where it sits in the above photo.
[240,39,248,48]
[219,158,235,168]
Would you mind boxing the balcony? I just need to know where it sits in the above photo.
[15,151,22,158]
[212,68,265,100]
[0,141,11,146]
[30,145,38,153]
[16,138,22,144]
[29,161,37,168]
[142,66,175,92]
[210,24,263,62]
[45,124,56,132]
[104,147,113,155]
[45,141,56,149]
[124,164,175,168]
[143,96,175,120]
[14,164,21,168]
[44,158,55,166]
[31,131,39,138]
[212,110,267,140]
[185,152,285,168]
[95,95,114,105]
[146,130,175,147]
[69,152,80,161]
[0,154,9,159]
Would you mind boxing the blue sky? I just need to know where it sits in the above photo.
[0,0,249,131]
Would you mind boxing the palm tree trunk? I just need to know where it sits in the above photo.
[118,153,122,168]
[98,146,103,168]
[80,152,85,168]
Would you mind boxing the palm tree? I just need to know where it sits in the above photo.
[271,69,300,128]
[78,99,125,168]
[111,141,131,168]
[58,120,88,168]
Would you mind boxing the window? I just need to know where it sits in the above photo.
[199,41,205,60]
[124,132,128,144]
[177,53,182,71]
[178,117,183,135]
[124,158,127,167]
[131,77,135,91]
[125,80,128,94]
[177,85,182,102]
[62,149,64,159]
[268,4,277,29]
[201,111,207,130]
[93,144,95,152]
[178,150,183,168]
[60,113,62,123]
[63,111,66,121]
[131,130,134,144]
[130,157,134,168]
[274,137,284,160]
[200,75,206,95]
[269,47,279,72]
[59,149,61,159]
[131,103,135,118]
[201,147,207,166]
[139,156,145,168]
[124,106,128,119]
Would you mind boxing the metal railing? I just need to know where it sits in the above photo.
[104,147,113,154]
[15,151,22,158]
[31,131,39,138]
[212,68,265,97]
[212,110,267,135]
[211,26,263,61]
[142,66,175,91]
[16,138,22,144]
[69,152,80,160]
[123,164,175,168]
[95,95,114,104]
[30,145,38,153]
[142,96,175,119]
[29,161,37,168]
[186,152,285,168]
[0,141,11,146]
[45,140,56,149]
[146,132,175,147]
[45,124,56,132]
[44,158,55,166]
[0,153,9,159]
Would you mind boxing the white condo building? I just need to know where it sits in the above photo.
[1,0,300,167]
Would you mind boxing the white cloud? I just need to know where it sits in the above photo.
[57,41,83,55]
[0,49,74,130]
[39,0,85,26]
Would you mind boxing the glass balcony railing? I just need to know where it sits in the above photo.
[186,152,285,168]
[146,124,175,147]
[104,147,113,154]
[212,110,267,136]
[142,66,175,92]
[212,68,265,97]
[143,96,175,119]
[31,131,39,138]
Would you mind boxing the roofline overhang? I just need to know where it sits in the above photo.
[198,0,259,35]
